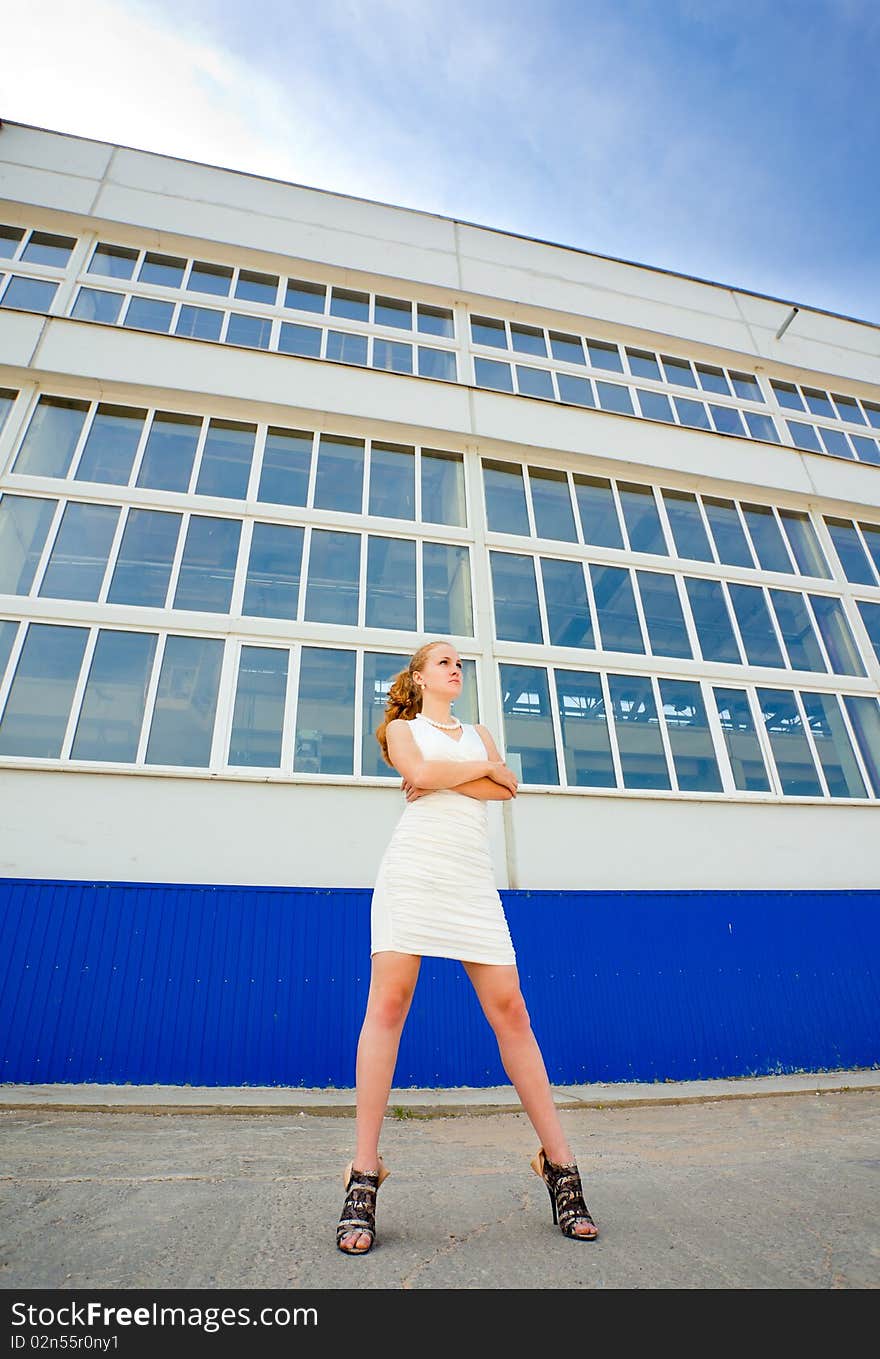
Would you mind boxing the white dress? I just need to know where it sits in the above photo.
[370,714,517,966]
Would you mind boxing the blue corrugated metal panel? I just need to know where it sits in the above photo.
[1,878,877,1086]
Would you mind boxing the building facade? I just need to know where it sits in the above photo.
[0,121,877,1088]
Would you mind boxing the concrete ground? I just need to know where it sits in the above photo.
[0,1070,877,1290]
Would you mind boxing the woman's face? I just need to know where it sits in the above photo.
[415,645,463,698]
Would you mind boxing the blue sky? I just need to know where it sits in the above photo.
[8,0,880,322]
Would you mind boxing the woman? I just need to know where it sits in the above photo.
[336,639,598,1253]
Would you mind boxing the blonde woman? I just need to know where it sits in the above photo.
[336,639,598,1253]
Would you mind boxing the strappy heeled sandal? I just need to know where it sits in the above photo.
[336,1157,390,1254]
[530,1147,598,1241]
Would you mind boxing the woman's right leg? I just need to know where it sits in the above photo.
[339,950,421,1253]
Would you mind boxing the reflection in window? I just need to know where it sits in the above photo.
[1,277,58,312]
[285,279,325,312]
[71,287,124,324]
[369,443,415,520]
[13,397,89,478]
[242,523,303,620]
[373,339,413,374]
[741,503,791,573]
[278,322,321,357]
[421,450,465,527]
[607,673,670,789]
[499,663,559,785]
[235,270,278,305]
[173,515,241,613]
[189,261,233,295]
[74,404,145,485]
[375,296,412,329]
[662,356,697,388]
[490,552,542,643]
[712,687,771,792]
[778,510,831,579]
[139,252,186,288]
[136,411,201,493]
[225,313,272,349]
[474,358,513,392]
[730,372,762,401]
[294,646,357,774]
[825,518,874,585]
[555,668,614,787]
[229,646,288,767]
[673,397,711,429]
[709,404,745,436]
[841,696,880,796]
[88,243,137,278]
[175,305,224,341]
[574,475,623,549]
[471,316,506,347]
[305,529,360,625]
[636,570,692,658]
[366,536,416,631]
[423,543,472,636]
[482,460,529,536]
[617,482,666,555]
[70,629,157,762]
[857,601,880,664]
[696,364,730,397]
[685,577,741,664]
[0,494,57,594]
[0,622,88,757]
[107,508,181,608]
[417,304,454,337]
[326,330,368,365]
[418,347,457,381]
[330,288,369,322]
[314,436,364,514]
[529,467,577,541]
[728,583,786,668]
[800,691,868,798]
[540,558,592,648]
[590,564,644,654]
[257,427,312,507]
[362,650,409,777]
[743,411,780,442]
[194,419,256,500]
[808,595,867,676]
[145,634,224,767]
[768,589,826,672]
[658,678,722,792]
[663,490,713,562]
[21,232,75,267]
[123,296,173,332]
[755,687,822,795]
[38,501,119,602]
[702,497,753,568]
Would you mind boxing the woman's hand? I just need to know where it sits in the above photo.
[401,778,431,803]
[487,761,518,795]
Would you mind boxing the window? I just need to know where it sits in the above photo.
[326,330,367,365]
[74,404,146,485]
[373,339,413,374]
[304,530,360,625]
[586,340,623,372]
[136,412,201,493]
[471,316,506,347]
[235,270,278,305]
[242,523,303,620]
[418,347,456,381]
[549,332,585,365]
[474,358,513,392]
[229,646,289,768]
[123,296,173,332]
[257,427,312,507]
[21,232,76,267]
[107,509,181,608]
[330,287,369,322]
[188,261,233,296]
[71,630,157,763]
[139,252,186,288]
[0,225,25,259]
[0,494,57,594]
[71,287,124,324]
[375,296,412,329]
[1,277,58,312]
[145,635,224,767]
[510,324,546,356]
[417,304,454,337]
[278,322,321,357]
[482,460,529,535]
[294,647,357,774]
[194,420,256,500]
[225,313,272,349]
[365,536,416,630]
[88,243,138,279]
[285,279,326,313]
[490,552,542,643]
[516,365,554,400]
[13,397,89,478]
[423,544,472,636]
[172,516,241,613]
[529,467,577,542]
[369,443,415,520]
[314,436,364,513]
[421,449,465,527]
[176,305,223,341]
[0,623,89,758]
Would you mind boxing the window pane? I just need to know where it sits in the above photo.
[695,364,730,396]
[800,691,868,798]
[541,558,592,648]
[803,388,835,419]
[808,594,867,676]
[743,411,780,442]
[555,668,614,787]
[172,515,241,613]
[71,287,124,324]
[372,339,413,374]
[106,508,181,607]
[787,421,822,452]
[0,225,24,258]
[326,330,367,364]
[123,296,173,332]
[768,589,826,671]
[369,442,415,520]
[777,509,831,578]
[176,305,223,341]
[0,494,57,594]
[771,381,804,411]
[188,261,233,296]
[516,365,554,399]
[421,449,465,527]
[418,346,456,381]
[228,646,288,767]
[482,460,529,535]
[637,389,674,422]
[529,466,576,541]
[596,381,633,414]
[510,324,546,356]
[257,427,312,506]
[471,316,506,347]
[618,481,666,554]
[136,412,201,493]
[21,232,75,267]
[557,374,594,406]
[832,394,865,425]
[38,501,118,601]
[587,340,623,372]
[863,402,880,430]
[278,320,322,357]
[305,529,360,625]
[841,696,880,796]
[730,371,763,401]
[362,650,409,776]
[673,397,711,429]
[1,277,58,312]
[857,601,880,663]
[194,419,255,499]
[145,635,223,766]
[329,288,369,322]
[708,403,745,436]
[741,503,791,572]
[549,332,585,364]
[285,279,326,313]
[474,358,513,392]
[728,583,786,667]
[636,570,692,658]
[423,543,472,636]
[74,404,146,485]
[826,518,874,585]
[712,687,771,792]
[661,356,697,388]
[851,435,880,465]
[88,243,137,279]
[417,304,454,337]
[702,497,753,568]
[139,252,186,288]
[70,629,157,762]
[314,435,364,513]
[685,577,741,663]
[225,312,272,349]
[242,522,303,619]
[590,564,644,653]
[756,687,822,795]
[861,522,880,577]
[375,296,412,329]
[662,489,713,562]
[365,536,416,630]
[627,348,661,380]
[235,269,278,305]
[574,475,624,548]
[294,647,356,774]
[818,427,853,459]
[499,664,559,785]
[658,678,723,792]
[608,673,671,789]
[490,551,542,643]
[0,622,88,757]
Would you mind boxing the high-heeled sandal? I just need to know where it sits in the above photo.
[530,1147,598,1241]
[336,1156,390,1254]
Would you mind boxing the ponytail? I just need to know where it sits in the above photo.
[375,640,445,767]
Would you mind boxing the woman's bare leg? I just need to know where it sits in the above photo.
[340,950,421,1252]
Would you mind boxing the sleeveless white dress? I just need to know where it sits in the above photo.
[370,714,517,966]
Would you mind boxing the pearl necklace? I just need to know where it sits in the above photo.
[419,713,462,731]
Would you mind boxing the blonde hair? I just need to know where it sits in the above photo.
[375,640,451,766]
